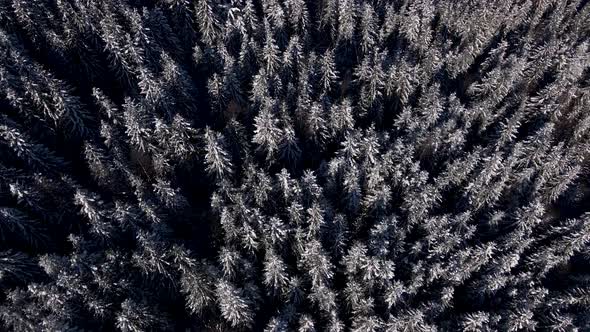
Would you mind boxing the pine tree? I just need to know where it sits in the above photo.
[1,0,590,331]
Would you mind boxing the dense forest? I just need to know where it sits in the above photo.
[1,0,590,330]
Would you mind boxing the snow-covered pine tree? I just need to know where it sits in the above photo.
[0,0,589,330]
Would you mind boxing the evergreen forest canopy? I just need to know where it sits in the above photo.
[0,0,590,330]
